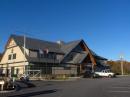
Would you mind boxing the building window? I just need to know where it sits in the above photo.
[40,54,44,58]
[56,54,62,59]
[16,68,19,74]
[64,67,71,70]
[13,53,16,59]
[8,55,12,60]
[44,53,49,58]
[8,53,16,60]
[43,53,56,59]
[68,53,75,61]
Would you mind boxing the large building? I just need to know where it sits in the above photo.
[0,34,108,78]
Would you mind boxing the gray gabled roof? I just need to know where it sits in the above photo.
[10,34,64,54]
[63,52,88,64]
[60,40,83,62]
[9,34,107,64]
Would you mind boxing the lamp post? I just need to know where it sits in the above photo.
[120,54,124,75]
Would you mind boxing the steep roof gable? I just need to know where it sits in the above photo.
[61,39,82,53]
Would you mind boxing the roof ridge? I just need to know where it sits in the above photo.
[11,34,61,45]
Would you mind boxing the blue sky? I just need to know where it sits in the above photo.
[0,0,130,61]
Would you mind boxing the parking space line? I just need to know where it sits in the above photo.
[111,85,130,87]
[110,86,130,89]
[108,91,130,93]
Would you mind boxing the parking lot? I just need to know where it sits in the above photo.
[1,76,130,97]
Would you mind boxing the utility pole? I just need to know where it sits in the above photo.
[23,34,26,74]
[120,54,124,75]
[23,34,27,75]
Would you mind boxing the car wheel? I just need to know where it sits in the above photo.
[108,74,112,78]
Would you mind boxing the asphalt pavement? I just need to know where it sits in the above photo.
[1,76,130,97]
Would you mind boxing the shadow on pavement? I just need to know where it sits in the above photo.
[7,89,58,97]
[15,81,36,91]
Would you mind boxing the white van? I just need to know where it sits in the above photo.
[95,69,115,77]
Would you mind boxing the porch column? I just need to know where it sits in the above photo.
[80,64,82,74]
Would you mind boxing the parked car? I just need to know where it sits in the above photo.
[95,69,115,78]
